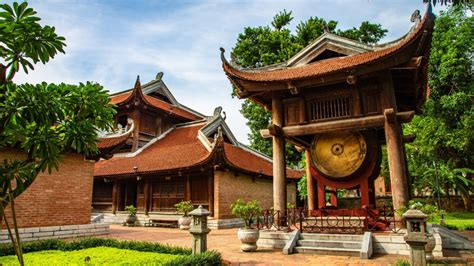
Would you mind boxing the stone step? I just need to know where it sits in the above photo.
[259,231,292,240]
[293,246,361,256]
[297,239,362,249]
[300,233,363,242]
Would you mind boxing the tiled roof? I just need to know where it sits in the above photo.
[110,92,202,121]
[223,143,302,179]
[94,124,211,176]
[96,133,131,150]
[94,123,303,179]
[222,8,434,83]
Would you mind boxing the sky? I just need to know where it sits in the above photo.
[9,0,446,144]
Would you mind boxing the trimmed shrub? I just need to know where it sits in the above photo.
[0,238,221,265]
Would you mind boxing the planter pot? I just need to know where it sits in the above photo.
[425,234,436,260]
[237,228,259,252]
[178,216,192,230]
[126,215,137,226]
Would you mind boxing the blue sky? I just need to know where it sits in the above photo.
[11,0,445,144]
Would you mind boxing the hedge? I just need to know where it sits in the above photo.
[0,238,222,265]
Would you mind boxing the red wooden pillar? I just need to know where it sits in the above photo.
[317,182,326,209]
[329,189,337,207]
[360,178,370,207]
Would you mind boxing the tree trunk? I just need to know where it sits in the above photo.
[460,192,471,211]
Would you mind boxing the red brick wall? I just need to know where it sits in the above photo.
[0,150,94,228]
[213,170,297,219]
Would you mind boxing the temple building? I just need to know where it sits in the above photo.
[93,74,302,226]
[221,6,434,215]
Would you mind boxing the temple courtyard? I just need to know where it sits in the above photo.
[107,225,474,265]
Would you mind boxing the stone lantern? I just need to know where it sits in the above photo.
[403,208,429,266]
[189,205,211,254]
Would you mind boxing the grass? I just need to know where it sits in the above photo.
[0,246,182,265]
[440,212,474,230]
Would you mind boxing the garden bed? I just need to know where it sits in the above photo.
[0,238,221,265]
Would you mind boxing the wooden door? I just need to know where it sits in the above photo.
[151,177,185,212]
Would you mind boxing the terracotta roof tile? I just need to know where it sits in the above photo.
[110,92,201,121]
[94,124,211,176]
[222,9,434,83]
[223,143,303,179]
[95,123,303,179]
[96,133,131,150]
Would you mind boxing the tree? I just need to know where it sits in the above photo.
[405,5,473,210]
[231,11,387,169]
[0,3,116,264]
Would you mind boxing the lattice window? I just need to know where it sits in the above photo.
[309,96,352,122]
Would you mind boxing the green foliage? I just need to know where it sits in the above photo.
[395,259,410,266]
[230,199,262,229]
[232,10,387,167]
[174,200,193,216]
[124,205,137,216]
[0,247,182,265]
[0,2,66,82]
[396,199,446,223]
[442,212,474,230]
[296,16,337,46]
[0,238,222,265]
[297,152,307,200]
[337,21,388,45]
[405,5,473,210]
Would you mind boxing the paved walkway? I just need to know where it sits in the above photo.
[108,225,406,265]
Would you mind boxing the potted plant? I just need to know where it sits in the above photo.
[175,200,194,230]
[124,205,137,226]
[231,199,262,252]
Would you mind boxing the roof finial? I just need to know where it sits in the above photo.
[134,75,141,89]
[219,47,226,63]
[155,72,163,81]
[410,10,421,25]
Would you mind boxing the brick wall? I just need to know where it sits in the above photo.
[0,150,94,228]
[213,170,297,219]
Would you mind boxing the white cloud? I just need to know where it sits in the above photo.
[12,0,440,143]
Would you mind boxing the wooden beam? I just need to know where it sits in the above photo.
[402,134,416,143]
[260,111,414,138]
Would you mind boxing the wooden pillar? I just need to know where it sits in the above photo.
[131,109,141,152]
[208,171,214,216]
[144,179,150,215]
[317,182,326,209]
[329,189,337,207]
[360,178,370,207]
[305,151,316,211]
[112,181,118,214]
[384,108,409,212]
[186,175,191,201]
[272,95,287,214]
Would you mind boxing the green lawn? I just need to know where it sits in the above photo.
[442,212,474,230]
[0,246,182,265]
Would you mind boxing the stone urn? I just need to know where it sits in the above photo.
[178,216,192,230]
[237,228,260,252]
[126,215,137,226]
[425,234,436,260]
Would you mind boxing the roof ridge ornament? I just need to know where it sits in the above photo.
[411,10,422,25]
[133,75,142,94]
[155,72,164,81]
